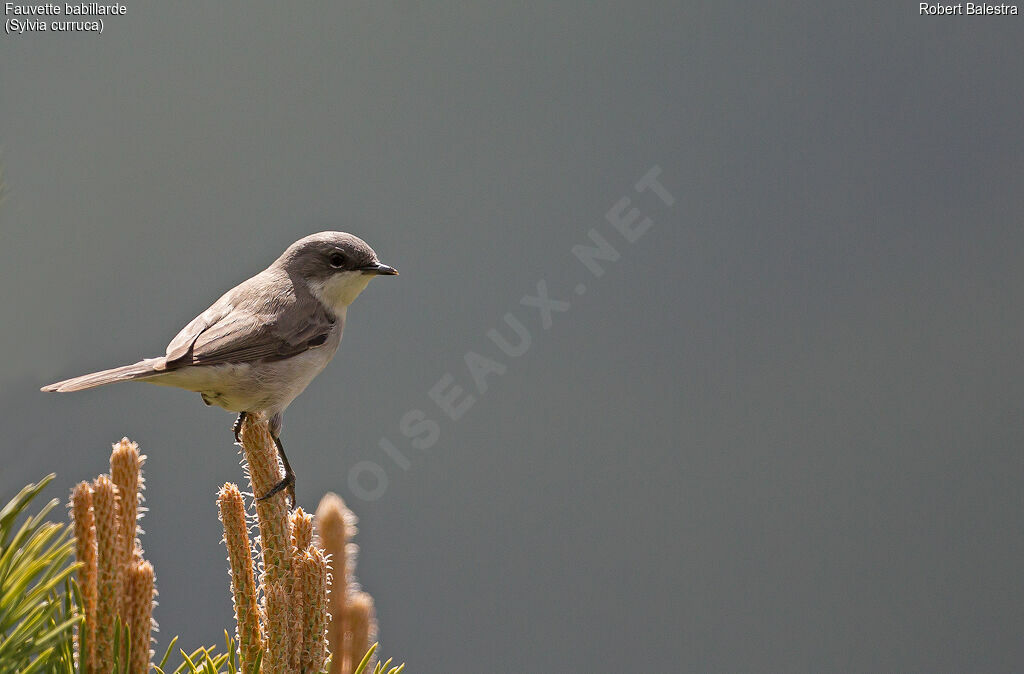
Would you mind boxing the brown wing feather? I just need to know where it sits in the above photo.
[164,299,232,364]
[163,272,334,368]
[189,300,334,365]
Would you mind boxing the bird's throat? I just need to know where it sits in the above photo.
[311,272,373,312]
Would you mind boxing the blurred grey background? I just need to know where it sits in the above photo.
[2,2,1023,671]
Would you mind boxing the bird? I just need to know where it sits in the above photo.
[42,231,398,505]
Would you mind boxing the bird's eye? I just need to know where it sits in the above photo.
[328,253,347,269]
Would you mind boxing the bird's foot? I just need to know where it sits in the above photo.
[258,473,295,507]
[256,434,297,507]
[233,412,247,443]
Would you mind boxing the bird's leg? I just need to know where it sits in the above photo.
[232,411,247,443]
[258,434,296,507]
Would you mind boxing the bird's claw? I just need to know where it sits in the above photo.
[258,474,295,507]
[233,412,247,443]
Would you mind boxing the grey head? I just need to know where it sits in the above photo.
[273,232,398,312]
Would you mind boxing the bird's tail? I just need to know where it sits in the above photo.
[41,358,166,393]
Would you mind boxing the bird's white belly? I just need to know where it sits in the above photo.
[150,345,338,414]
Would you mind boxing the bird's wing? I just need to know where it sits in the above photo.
[163,278,335,368]
[164,295,233,363]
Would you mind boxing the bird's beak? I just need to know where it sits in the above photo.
[360,262,399,276]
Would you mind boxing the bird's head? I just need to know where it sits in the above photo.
[277,232,398,312]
